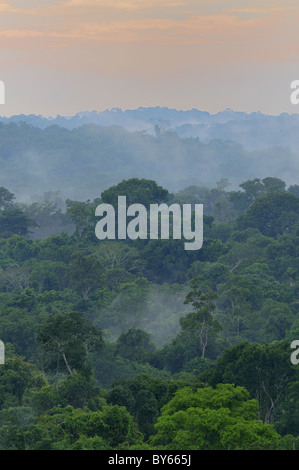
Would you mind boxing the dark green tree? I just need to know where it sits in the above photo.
[0,209,37,237]
[0,187,15,210]
[101,178,169,208]
[37,311,104,376]
[69,251,106,299]
[116,328,156,363]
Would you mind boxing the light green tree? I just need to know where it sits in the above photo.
[149,384,281,450]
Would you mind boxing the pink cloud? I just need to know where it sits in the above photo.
[0,1,298,63]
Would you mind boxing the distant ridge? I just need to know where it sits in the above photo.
[1,107,299,152]
[0,116,298,202]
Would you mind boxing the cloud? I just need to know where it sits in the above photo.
[1,1,299,70]
[62,0,185,9]
[0,8,269,46]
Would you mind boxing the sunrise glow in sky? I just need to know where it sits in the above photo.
[1,0,299,116]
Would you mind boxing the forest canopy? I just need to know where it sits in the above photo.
[0,176,298,450]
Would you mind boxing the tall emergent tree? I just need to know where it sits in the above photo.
[180,276,221,359]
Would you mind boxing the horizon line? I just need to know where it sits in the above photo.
[0,106,299,120]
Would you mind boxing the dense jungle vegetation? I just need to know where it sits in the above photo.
[0,176,298,450]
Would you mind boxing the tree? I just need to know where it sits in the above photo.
[287,184,299,198]
[149,384,281,450]
[101,178,169,208]
[55,372,104,410]
[0,404,143,450]
[262,177,286,194]
[0,355,45,410]
[229,178,265,214]
[0,264,30,291]
[69,251,106,299]
[0,209,37,237]
[29,260,68,292]
[116,328,155,363]
[180,277,221,359]
[66,200,94,238]
[237,192,299,237]
[0,306,36,359]
[222,285,252,337]
[0,187,15,210]
[187,262,230,290]
[276,368,299,437]
[205,341,295,424]
[107,374,182,438]
[37,311,104,375]
[101,277,150,333]
[141,238,196,283]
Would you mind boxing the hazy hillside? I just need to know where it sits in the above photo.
[0,119,298,203]
[2,108,299,152]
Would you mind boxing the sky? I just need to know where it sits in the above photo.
[1,0,299,116]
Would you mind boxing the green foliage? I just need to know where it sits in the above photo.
[180,277,221,359]
[237,192,299,237]
[0,356,45,410]
[203,341,295,424]
[0,404,143,450]
[0,177,298,449]
[116,328,156,363]
[0,187,15,210]
[69,251,106,299]
[149,384,281,450]
[0,209,37,238]
[101,178,169,207]
[37,311,104,375]
[107,374,183,438]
